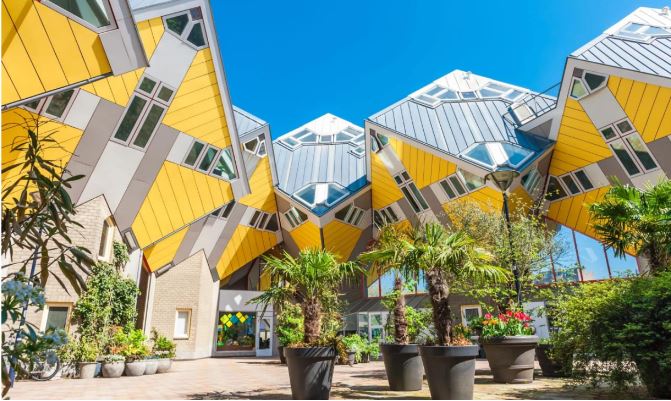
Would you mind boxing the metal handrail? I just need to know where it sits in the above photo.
[503,82,561,127]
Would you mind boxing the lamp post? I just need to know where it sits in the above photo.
[485,165,522,307]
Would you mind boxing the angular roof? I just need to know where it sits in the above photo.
[233,106,267,136]
[368,70,555,171]
[273,114,368,215]
[571,7,671,78]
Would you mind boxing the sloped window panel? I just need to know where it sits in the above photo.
[605,248,637,278]
[45,90,75,118]
[184,141,205,166]
[464,144,494,168]
[449,176,467,196]
[132,104,164,148]
[187,22,206,47]
[574,231,609,281]
[335,205,351,221]
[114,96,147,142]
[198,147,219,172]
[457,169,484,191]
[211,148,237,180]
[326,184,348,205]
[610,141,641,176]
[574,170,594,191]
[626,136,657,171]
[139,78,157,95]
[545,177,568,201]
[265,215,279,232]
[295,185,317,206]
[440,180,457,199]
[584,73,606,91]
[157,87,174,103]
[570,78,587,99]
[561,175,581,195]
[50,0,111,28]
[501,143,533,167]
[600,127,617,140]
[166,13,189,35]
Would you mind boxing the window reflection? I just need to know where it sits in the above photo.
[573,231,610,281]
[605,248,638,277]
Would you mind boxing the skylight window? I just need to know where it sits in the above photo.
[294,183,349,209]
[462,142,534,169]
[460,91,478,100]
[616,22,671,41]
[413,85,459,106]
[478,83,511,98]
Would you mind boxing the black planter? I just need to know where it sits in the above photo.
[536,344,564,377]
[278,345,286,364]
[284,347,336,400]
[420,345,479,400]
[481,335,538,383]
[380,343,423,391]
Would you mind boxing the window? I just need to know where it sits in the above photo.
[247,210,279,232]
[461,305,482,326]
[574,231,610,281]
[569,70,608,99]
[244,138,259,154]
[183,141,206,167]
[113,75,174,150]
[560,174,581,195]
[284,207,307,229]
[45,0,113,31]
[216,311,256,351]
[438,171,482,200]
[521,168,543,196]
[210,148,237,180]
[573,169,594,191]
[22,89,78,121]
[211,201,235,219]
[174,309,191,339]
[370,130,389,153]
[164,8,208,50]
[462,142,534,169]
[545,176,568,201]
[98,218,114,261]
[335,204,365,226]
[394,172,429,213]
[198,146,219,172]
[550,170,597,200]
[456,169,484,191]
[294,183,349,209]
[373,206,400,227]
[615,22,671,41]
[599,119,659,177]
[44,304,70,331]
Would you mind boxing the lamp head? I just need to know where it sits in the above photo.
[486,165,520,192]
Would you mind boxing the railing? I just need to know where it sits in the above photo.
[502,82,561,128]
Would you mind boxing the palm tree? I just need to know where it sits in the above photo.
[589,181,671,274]
[358,225,414,344]
[251,248,361,345]
[409,222,508,345]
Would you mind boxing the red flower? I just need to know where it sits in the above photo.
[484,313,492,319]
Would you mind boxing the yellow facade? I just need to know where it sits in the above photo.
[143,226,189,272]
[387,137,457,189]
[323,220,362,261]
[2,0,111,105]
[371,151,404,210]
[288,220,322,251]
[239,158,277,214]
[215,226,277,279]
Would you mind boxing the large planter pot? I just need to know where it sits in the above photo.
[380,343,423,391]
[124,361,146,377]
[102,362,124,378]
[156,359,172,373]
[481,335,538,384]
[420,345,479,400]
[285,347,336,400]
[144,360,159,375]
[78,362,98,379]
[361,353,370,363]
[536,344,564,377]
[278,345,287,364]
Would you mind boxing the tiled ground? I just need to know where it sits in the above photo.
[9,358,628,400]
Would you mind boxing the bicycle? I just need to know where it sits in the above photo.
[16,349,61,381]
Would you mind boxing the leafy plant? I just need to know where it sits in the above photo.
[250,249,362,346]
[341,334,367,362]
[407,223,508,346]
[112,241,130,271]
[59,336,99,363]
[365,339,381,360]
[101,354,124,363]
[276,303,303,347]
[113,328,149,362]
[475,309,534,338]
[359,225,414,344]
[151,329,176,359]
[588,180,671,274]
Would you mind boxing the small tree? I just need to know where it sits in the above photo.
[408,223,508,345]
[588,180,671,274]
[359,225,414,344]
[251,249,361,345]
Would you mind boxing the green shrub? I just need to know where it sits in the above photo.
[341,334,367,362]
[113,328,149,362]
[151,328,176,359]
[552,273,671,398]
[366,340,380,359]
[276,303,303,347]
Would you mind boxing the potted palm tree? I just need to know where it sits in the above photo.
[359,225,424,391]
[251,249,361,399]
[409,223,507,400]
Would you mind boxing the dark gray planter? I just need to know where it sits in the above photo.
[536,344,565,377]
[346,351,356,366]
[380,343,423,391]
[124,361,146,377]
[420,345,479,400]
[144,359,159,375]
[102,362,124,378]
[156,359,172,373]
[361,353,370,363]
[278,345,286,364]
[78,362,98,379]
[481,335,538,383]
[285,347,336,399]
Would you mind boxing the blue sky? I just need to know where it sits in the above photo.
[214,1,668,137]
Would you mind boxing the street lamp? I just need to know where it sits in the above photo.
[485,164,522,306]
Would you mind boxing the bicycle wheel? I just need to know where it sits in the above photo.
[30,351,61,381]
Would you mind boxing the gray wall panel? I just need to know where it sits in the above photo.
[206,202,248,269]
[598,157,633,186]
[648,136,671,176]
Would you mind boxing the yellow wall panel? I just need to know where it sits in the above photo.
[239,158,277,213]
[388,137,456,188]
[216,226,277,279]
[69,20,110,77]
[2,65,19,103]
[289,220,322,251]
[545,186,610,238]
[2,5,43,103]
[323,220,362,261]
[371,151,404,209]
[144,226,189,272]
[131,162,233,248]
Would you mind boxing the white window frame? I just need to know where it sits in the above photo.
[209,147,238,181]
[394,172,429,213]
[335,204,365,226]
[40,302,73,332]
[521,167,543,196]
[211,201,235,220]
[247,210,279,232]
[614,22,671,42]
[163,8,209,50]
[196,145,221,173]
[599,119,659,177]
[545,176,570,202]
[41,0,116,33]
[182,139,208,168]
[174,309,191,339]
[284,207,307,229]
[373,205,400,226]
[22,89,79,122]
[460,304,482,326]
[438,170,482,200]
[98,217,115,261]
[243,138,259,154]
[569,70,608,100]
[558,173,582,196]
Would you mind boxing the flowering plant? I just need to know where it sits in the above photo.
[478,309,534,338]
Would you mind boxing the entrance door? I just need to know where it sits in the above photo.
[256,313,273,357]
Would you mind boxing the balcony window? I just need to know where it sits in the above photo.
[47,0,112,30]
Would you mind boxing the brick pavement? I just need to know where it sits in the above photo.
[9,358,625,400]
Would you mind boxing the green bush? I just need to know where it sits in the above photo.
[551,273,671,398]
[113,328,149,362]
[366,339,380,359]
[151,328,176,359]
[341,334,367,362]
[276,303,303,347]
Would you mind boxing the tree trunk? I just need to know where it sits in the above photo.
[426,267,451,346]
[301,297,322,345]
[393,275,408,344]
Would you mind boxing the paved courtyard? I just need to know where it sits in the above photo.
[10,358,630,400]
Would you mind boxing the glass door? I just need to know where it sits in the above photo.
[256,313,273,357]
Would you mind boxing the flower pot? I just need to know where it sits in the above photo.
[380,343,423,391]
[78,362,98,379]
[278,345,287,364]
[102,362,124,378]
[144,360,159,375]
[156,359,172,373]
[285,347,336,399]
[361,353,370,363]
[124,361,146,377]
[420,345,479,400]
[481,335,538,383]
[346,351,356,366]
[536,344,565,377]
